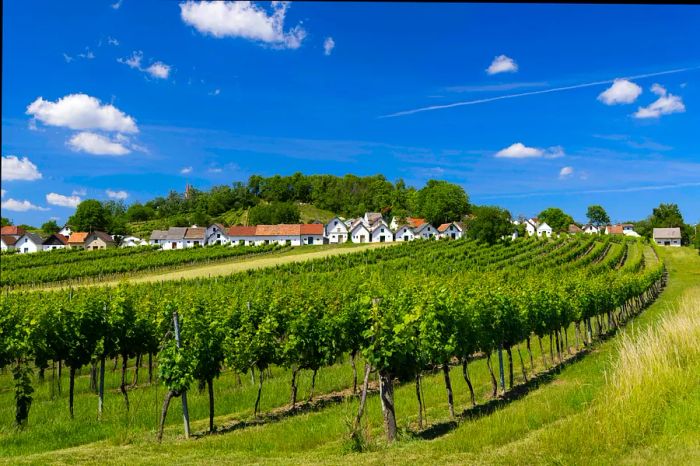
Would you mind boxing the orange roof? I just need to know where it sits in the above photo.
[1,235,18,246]
[255,224,301,236]
[227,226,256,236]
[300,223,324,235]
[437,223,451,232]
[68,232,89,244]
[407,217,425,228]
[606,225,624,235]
[1,226,26,236]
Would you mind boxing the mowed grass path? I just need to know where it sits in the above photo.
[37,242,396,290]
[3,247,699,465]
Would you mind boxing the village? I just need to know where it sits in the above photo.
[0,212,683,254]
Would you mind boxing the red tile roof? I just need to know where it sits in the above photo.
[300,223,324,235]
[1,226,26,236]
[184,227,206,239]
[68,232,89,244]
[1,235,18,246]
[437,223,451,233]
[407,217,425,228]
[227,226,256,236]
[255,224,301,236]
[607,225,624,235]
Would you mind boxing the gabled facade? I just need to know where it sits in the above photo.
[162,227,188,250]
[437,222,464,239]
[42,233,68,251]
[369,219,393,243]
[394,225,415,242]
[84,231,116,250]
[206,223,227,245]
[653,228,681,247]
[536,222,553,237]
[583,224,600,235]
[184,227,206,247]
[58,225,72,237]
[325,217,349,244]
[414,223,437,239]
[15,232,44,254]
[350,221,371,243]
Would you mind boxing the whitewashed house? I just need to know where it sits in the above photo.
[414,223,438,239]
[537,222,553,238]
[523,219,538,236]
[251,224,324,246]
[58,225,72,237]
[325,217,349,244]
[653,228,681,247]
[226,226,258,246]
[437,222,464,239]
[184,227,206,247]
[350,221,371,243]
[583,224,600,234]
[369,219,393,243]
[1,235,18,251]
[394,225,415,242]
[389,216,425,231]
[42,234,68,251]
[363,212,383,226]
[121,236,148,247]
[15,232,44,254]
[149,230,168,247]
[206,223,228,245]
[161,227,188,250]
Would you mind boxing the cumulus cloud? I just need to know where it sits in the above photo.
[598,79,642,105]
[26,93,138,133]
[106,189,128,200]
[118,51,171,79]
[2,155,43,181]
[559,166,574,178]
[46,192,82,208]
[107,36,120,46]
[486,55,518,75]
[63,53,74,63]
[72,188,87,196]
[180,1,306,49]
[323,37,335,56]
[634,84,686,119]
[495,143,564,159]
[180,166,193,174]
[2,198,49,212]
[68,132,130,155]
[111,0,123,9]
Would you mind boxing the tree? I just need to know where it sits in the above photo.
[538,207,574,232]
[465,206,513,244]
[586,205,610,227]
[642,203,691,245]
[414,180,470,226]
[126,203,154,222]
[68,200,108,232]
[248,202,300,225]
[1,217,12,227]
[41,220,61,235]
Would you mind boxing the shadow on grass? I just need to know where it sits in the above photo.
[191,383,380,439]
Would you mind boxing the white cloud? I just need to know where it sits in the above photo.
[208,88,221,96]
[63,53,74,63]
[559,166,574,179]
[46,192,82,208]
[72,188,87,196]
[208,167,223,173]
[180,1,306,49]
[2,155,43,181]
[180,166,193,174]
[78,48,95,60]
[107,36,120,46]
[598,79,642,105]
[486,55,518,75]
[145,62,170,79]
[323,37,335,56]
[27,93,138,133]
[1,198,49,212]
[634,85,685,119]
[111,0,123,9]
[1,189,5,198]
[495,143,564,159]
[106,189,128,200]
[118,51,171,79]
[68,132,130,155]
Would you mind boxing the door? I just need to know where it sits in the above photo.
[172,242,177,249]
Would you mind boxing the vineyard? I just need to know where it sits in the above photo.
[0,243,284,288]
[0,235,669,460]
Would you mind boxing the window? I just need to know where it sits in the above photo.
[217,233,221,238]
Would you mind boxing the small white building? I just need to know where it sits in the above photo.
[14,232,44,254]
[523,219,538,236]
[437,222,464,239]
[537,222,553,238]
[414,223,438,239]
[42,234,68,251]
[653,227,681,247]
[58,225,72,237]
[394,225,415,242]
[206,223,228,245]
[1,235,18,251]
[350,221,371,243]
[369,219,393,243]
[149,230,168,247]
[161,227,188,250]
[325,217,349,244]
[583,224,600,235]
[184,227,206,247]
[121,236,148,247]
[226,226,258,246]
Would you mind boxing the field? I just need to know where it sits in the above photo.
[1,238,698,465]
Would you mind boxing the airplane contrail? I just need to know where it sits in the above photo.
[380,66,699,118]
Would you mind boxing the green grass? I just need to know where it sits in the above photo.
[2,247,698,465]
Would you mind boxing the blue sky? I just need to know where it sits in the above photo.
[2,2,700,226]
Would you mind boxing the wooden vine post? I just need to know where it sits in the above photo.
[172,311,191,439]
